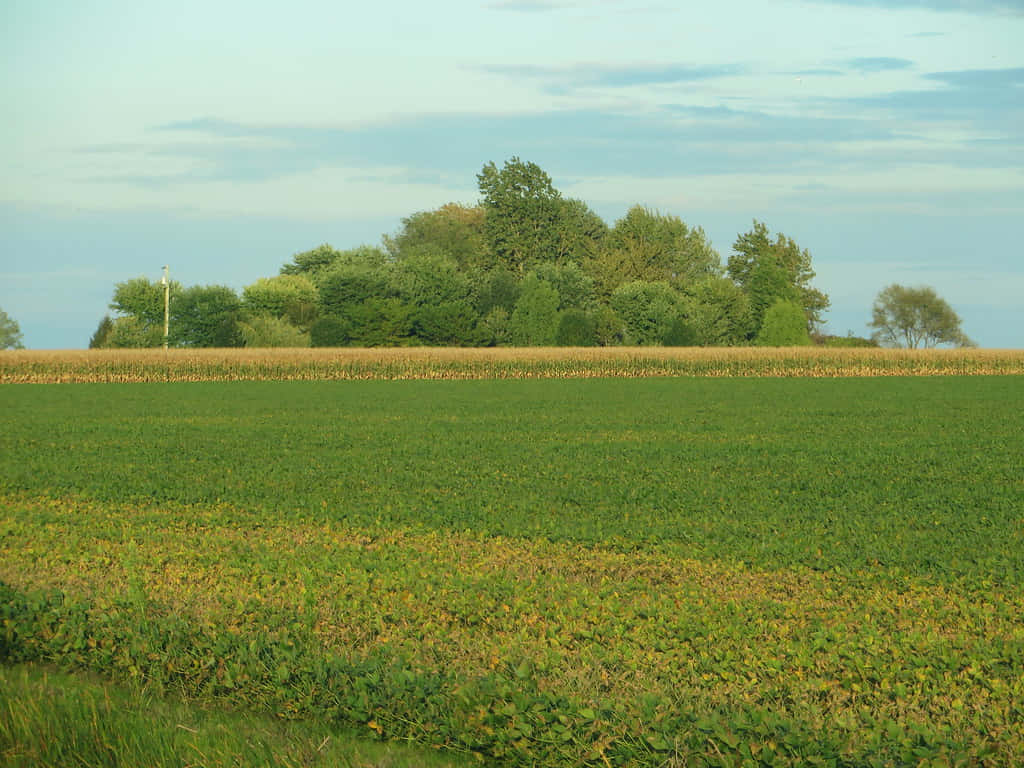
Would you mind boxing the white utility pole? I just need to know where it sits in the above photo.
[161,265,170,350]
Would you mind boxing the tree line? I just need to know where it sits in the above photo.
[87,157,966,350]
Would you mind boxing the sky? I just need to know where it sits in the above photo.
[2,0,1022,349]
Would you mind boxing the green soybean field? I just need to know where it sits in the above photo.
[2,376,1022,766]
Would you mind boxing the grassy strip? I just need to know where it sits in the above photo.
[3,346,1024,383]
[2,495,1021,766]
[0,663,471,768]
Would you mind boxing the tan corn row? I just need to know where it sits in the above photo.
[2,347,1023,383]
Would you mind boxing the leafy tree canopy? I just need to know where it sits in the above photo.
[384,203,489,270]
[238,315,311,348]
[242,275,319,329]
[478,157,564,274]
[555,309,598,347]
[593,206,721,295]
[389,250,473,308]
[868,284,973,349]
[0,307,25,350]
[755,299,813,346]
[171,285,244,348]
[110,277,182,330]
[684,276,752,347]
[610,280,690,346]
[532,262,596,312]
[280,244,344,277]
[728,220,829,330]
[88,316,114,349]
[508,273,561,346]
[554,198,608,266]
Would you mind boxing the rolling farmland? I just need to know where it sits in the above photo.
[2,363,1022,766]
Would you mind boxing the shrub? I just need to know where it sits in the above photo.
[755,300,811,347]
[555,310,597,346]
[310,316,352,347]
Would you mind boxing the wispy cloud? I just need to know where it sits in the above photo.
[487,0,570,11]
[793,68,846,77]
[79,100,1013,191]
[837,67,1024,131]
[807,0,1024,14]
[479,62,746,94]
[923,66,1024,88]
[846,57,915,73]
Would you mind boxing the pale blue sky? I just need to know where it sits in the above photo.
[2,0,1022,348]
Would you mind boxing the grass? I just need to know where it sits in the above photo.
[2,376,1022,765]
[0,663,472,767]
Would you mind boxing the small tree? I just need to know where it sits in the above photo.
[0,307,25,349]
[242,275,319,330]
[610,280,689,346]
[310,316,352,347]
[238,316,311,348]
[662,318,700,347]
[88,315,115,349]
[478,157,564,274]
[868,284,973,348]
[479,307,512,346]
[107,277,181,346]
[104,316,164,348]
[555,309,597,346]
[508,273,560,346]
[755,300,812,346]
[171,285,243,347]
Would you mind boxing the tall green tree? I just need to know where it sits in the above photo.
[532,262,596,312]
[685,277,751,346]
[727,220,829,333]
[610,281,691,346]
[318,263,394,317]
[242,275,319,330]
[744,260,801,338]
[281,244,387,285]
[473,269,521,317]
[170,285,244,347]
[389,250,473,307]
[0,307,25,349]
[111,277,179,329]
[343,298,416,347]
[554,198,608,265]
[555,309,598,346]
[477,157,564,273]
[591,206,721,296]
[384,203,489,270]
[868,284,973,348]
[279,244,343,278]
[107,277,181,347]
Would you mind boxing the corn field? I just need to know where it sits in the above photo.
[2,347,1023,383]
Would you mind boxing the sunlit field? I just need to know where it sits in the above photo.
[2,375,1022,766]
